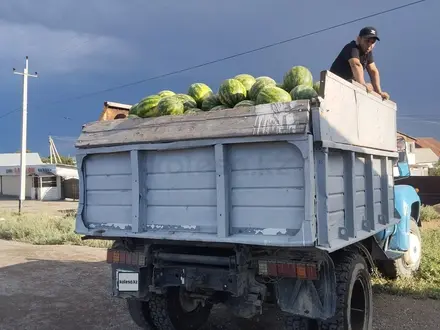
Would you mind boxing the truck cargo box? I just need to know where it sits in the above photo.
[75,71,398,251]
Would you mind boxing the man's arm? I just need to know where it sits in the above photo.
[348,57,368,85]
[367,62,390,100]
[366,62,382,93]
[345,46,371,91]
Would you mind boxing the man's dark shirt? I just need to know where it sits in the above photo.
[330,40,374,81]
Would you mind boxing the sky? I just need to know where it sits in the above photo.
[0,0,437,157]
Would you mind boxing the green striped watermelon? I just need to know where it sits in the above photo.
[188,83,213,107]
[234,100,255,108]
[175,94,197,110]
[249,78,276,101]
[256,76,276,84]
[129,103,139,115]
[137,95,162,118]
[211,105,229,111]
[201,94,222,111]
[157,95,185,116]
[290,84,318,100]
[184,108,203,115]
[283,66,313,92]
[218,79,247,107]
[234,74,256,96]
[313,81,320,94]
[256,86,292,105]
[158,90,175,98]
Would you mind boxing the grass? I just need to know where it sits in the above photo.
[372,205,440,299]
[0,205,439,299]
[372,224,440,299]
[0,210,113,248]
[419,204,440,222]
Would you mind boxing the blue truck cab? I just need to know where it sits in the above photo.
[375,135,422,278]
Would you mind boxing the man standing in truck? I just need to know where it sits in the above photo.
[330,26,390,100]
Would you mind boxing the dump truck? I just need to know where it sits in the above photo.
[74,70,422,330]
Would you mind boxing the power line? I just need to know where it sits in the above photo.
[0,107,20,120]
[0,0,428,121]
[34,0,427,107]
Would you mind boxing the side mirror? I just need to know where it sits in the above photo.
[396,136,410,177]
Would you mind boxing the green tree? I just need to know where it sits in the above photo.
[428,161,440,176]
[41,155,76,166]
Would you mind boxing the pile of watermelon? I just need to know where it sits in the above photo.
[128,65,321,119]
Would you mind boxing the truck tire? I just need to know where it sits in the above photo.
[127,299,155,329]
[319,252,373,330]
[377,218,422,279]
[148,287,212,330]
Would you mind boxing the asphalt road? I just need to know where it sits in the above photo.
[1,239,440,330]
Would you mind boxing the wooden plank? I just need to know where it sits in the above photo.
[315,70,397,152]
[76,101,310,148]
[75,134,309,156]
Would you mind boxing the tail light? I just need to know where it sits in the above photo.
[258,259,319,280]
[107,249,146,267]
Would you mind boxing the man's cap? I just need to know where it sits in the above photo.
[359,26,380,41]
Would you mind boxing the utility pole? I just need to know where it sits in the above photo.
[13,56,38,213]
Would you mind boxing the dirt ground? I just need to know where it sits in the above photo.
[0,197,78,214]
[1,240,440,330]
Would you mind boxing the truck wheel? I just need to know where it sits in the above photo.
[148,287,212,330]
[319,252,373,330]
[378,218,422,279]
[127,299,155,329]
[285,316,318,330]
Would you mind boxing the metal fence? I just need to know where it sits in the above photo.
[397,176,440,206]
[62,178,79,200]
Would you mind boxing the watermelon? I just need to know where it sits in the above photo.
[290,84,318,100]
[157,95,185,116]
[256,76,276,84]
[211,105,229,111]
[188,83,213,107]
[175,93,197,110]
[184,108,203,115]
[201,94,222,111]
[256,86,292,105]
[137,95,161,118]
[158,90,175,98]
[129,103,139,115]
[283,66,313,92]
[313,81,320,94]
[234,100,255,108]
[249,78,276,101]
[218,79,247,107]
[234,74,256,96]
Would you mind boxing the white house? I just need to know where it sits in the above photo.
[396,132,439,176]
[0,152,79,201]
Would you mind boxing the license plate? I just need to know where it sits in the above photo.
[117,270,139,292]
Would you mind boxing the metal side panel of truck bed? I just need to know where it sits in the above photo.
[74,70,399,251]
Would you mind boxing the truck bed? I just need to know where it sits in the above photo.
[75,71,399,251]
